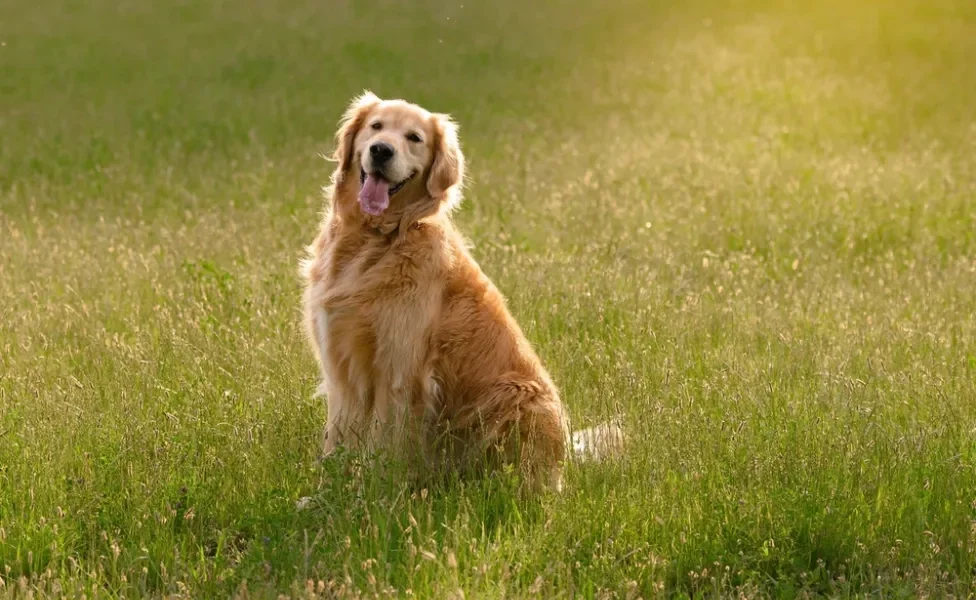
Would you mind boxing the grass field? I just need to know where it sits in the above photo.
[3,0,976,597]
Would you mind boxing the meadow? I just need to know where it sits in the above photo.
[2,0,976,597]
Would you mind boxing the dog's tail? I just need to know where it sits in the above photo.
[570,416,626,462]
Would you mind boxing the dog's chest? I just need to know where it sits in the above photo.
[311,242,386,378]
[313,234,441,394]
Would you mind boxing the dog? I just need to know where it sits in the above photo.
[301,92,621,492]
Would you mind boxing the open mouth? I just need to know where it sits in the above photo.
[358,169,414,216]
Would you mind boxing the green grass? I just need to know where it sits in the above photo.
[2,0,976,597]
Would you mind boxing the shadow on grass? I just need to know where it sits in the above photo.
[232,448,547,594]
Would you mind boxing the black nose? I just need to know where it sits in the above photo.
[369,142,394,164]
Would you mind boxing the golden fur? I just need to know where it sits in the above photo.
[301,92,571,490]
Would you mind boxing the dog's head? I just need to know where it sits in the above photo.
[332,91,464,224]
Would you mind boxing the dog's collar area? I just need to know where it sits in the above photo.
[360,169,415,196]
[357,169,420,237]
[365,219,424,239]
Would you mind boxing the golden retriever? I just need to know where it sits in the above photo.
[301,92,621,492]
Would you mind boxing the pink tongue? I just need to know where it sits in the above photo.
[358,174,390,215]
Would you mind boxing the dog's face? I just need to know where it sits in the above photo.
[334,92,464,218]
[357,101,434,202]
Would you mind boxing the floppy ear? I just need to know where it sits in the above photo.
[333,91,380,178]
[427,113,465,201]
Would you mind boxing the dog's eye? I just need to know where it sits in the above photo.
[406,132,422,143]
[370,122,382,130]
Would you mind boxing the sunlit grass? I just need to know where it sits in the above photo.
[2,0,975,597]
